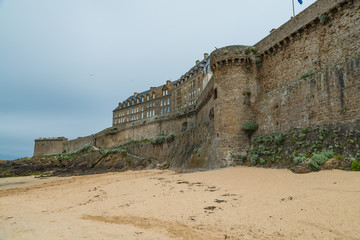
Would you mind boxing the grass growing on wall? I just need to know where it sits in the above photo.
[247,124,360,170]
[100,148,127,157]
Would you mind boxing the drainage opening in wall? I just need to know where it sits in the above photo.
[216,132,220,138]
[214,88,218,99]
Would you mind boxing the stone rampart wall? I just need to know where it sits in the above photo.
[254,0,360,134]
[255,57,360,135]
[255,0,351,53]
[33,0,359,168]
[256,0,360,94]
[33,138,67,156]
[64,136,95,153]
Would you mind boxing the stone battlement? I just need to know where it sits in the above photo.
[255,0,351,54]
[35,137,68,142]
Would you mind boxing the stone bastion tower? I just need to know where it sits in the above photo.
[210,45,258,166]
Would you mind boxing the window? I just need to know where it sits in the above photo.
[141,113,143,119]
[166,90,168,95]
[153,110,155,116]
[153,94,155,99]
[167,98,170,105]
[168,106,170,112]
[161,100,163,106]
[147,95,149,101]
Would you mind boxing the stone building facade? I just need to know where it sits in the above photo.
[112,54,212,127]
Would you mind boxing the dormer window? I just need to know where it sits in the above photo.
[153,94,155,99]
[147,95,149,101]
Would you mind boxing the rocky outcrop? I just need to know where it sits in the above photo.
[0,147,162,177]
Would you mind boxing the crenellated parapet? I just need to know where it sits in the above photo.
[210,45,256,72]
[256,0,355,58]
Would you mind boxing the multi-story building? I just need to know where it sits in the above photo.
[112,53,212,126]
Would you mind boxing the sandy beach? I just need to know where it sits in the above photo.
[0,167,359,240]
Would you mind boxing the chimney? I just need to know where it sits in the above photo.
[134,92,138,96]
[204,53,209,59]
[150,87,155,90]
[196,60,200,65]
[166,80,171,85]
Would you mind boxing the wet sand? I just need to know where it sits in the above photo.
[0,167,359,239]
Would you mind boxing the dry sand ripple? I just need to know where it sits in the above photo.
[0,167,359,239]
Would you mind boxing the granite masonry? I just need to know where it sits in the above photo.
[34,0,360,169]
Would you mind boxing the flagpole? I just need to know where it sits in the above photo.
[292,0,295,17]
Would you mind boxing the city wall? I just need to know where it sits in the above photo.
[33,137,68,156]
[34,0,360,168]
[255,0,360,134]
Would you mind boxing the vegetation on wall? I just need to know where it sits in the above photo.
[300,70,317,79]
[246,123,360,171]
[308,151,334,171]
[242,121,259,131]
[319,14,330,24]
[245,46,257,55]
[100,147,128,157]
[352,159,360,171]
[151,136,166,145]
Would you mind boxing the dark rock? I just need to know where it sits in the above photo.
[322,157,340,170]
[290,161,312,174]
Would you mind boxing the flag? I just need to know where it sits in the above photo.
[298,0,303,4]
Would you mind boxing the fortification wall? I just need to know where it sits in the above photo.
[256,57,360,134]
[33,137,67,156]
[95,115,195,149]
[94,79,216,150]
[256,0,360,93]
[255,0,350,53]
[64,136,95,153]
[254,0,360,134]
[33,0,359,169]
[105,81,216,168]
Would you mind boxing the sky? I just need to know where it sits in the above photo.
[0,0,316,160]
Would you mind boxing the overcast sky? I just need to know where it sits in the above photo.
[0,0,316,160]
